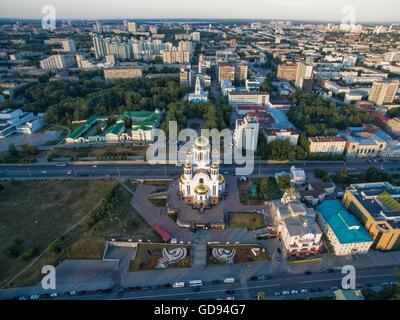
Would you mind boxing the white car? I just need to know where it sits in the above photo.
[42,171,47,174]
[290,290,298,295]
[69,291,77,296]
[300,289,308,294]
[282,291,290,295]
[30,294,40,300]
[50,292,58,298]
[92,165,98,168]
[226,296,235,300]
[67,171,72,175]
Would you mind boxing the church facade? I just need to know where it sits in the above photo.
[179,136,225,210]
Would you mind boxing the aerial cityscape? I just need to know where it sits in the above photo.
[1,0,400,307]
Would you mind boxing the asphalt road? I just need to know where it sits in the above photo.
[53,265,398,301]
[0,161,397,180]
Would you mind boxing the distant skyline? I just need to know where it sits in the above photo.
[1,0,400,23]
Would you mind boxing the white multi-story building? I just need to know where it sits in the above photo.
[271,201,323,257]
[308,136,347,155]
[0,109,43,138]
[234,114,259,152]
[221,80,235,97]
[228,92,269,107]
[40,54,76,69]
[179,136,225,210]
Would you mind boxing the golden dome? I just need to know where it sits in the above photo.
[194,136,209,149]
[211,163,219,169]
[194,185,209,195]
[179,175,186,184]
[184,163,192,169]
[218,174,225,185]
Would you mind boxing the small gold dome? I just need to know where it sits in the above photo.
[218,174,225,185]
[194,136,209,149]
[211,163,219,169]
[194,185,209,195]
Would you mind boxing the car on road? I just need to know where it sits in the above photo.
[300,289,308,294]
[282,291,290,295]
[290,290,298,295]
[67,170,72,175]
[56,163,67,167]
[42,171,47,174]
[249,276,258,281]
[92,165,97,168]
[69,291,76,296]
[18,296,28,300]
[50,293,58,298]
[226,296,235,300]
[273,292,280,296]
[30,294,40,300]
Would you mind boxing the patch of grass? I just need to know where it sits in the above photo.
[207,244,270,265]
[228,213,266,231]
[128,243,192,272]
[3,182,161,288]
[143,180,171,186]
[149,198,167,208]
[0,180,116,287]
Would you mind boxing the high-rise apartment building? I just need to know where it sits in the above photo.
[295,62,314,90]
[235,62,248,82]
[234,113,260,152]
[218,64,236,83]
[368,80,400,106]
[180,65,195,87]
[277,62,298,81]
[127,22,137,33]
[93,35,106,60]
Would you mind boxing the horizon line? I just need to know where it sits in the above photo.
[1,16,400,25]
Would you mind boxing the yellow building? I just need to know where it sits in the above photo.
[342,182,400,251]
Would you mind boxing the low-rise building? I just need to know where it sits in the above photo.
[300,182,336,206]
[271,201,323,257]
[103,66,143,80]
[342,182,400,251]
[316,200,373,256]
[265,127,299,146]
[66,109,163,144]
[343,127,387,159]
[290,166,306,185]
[308,136,347,155]
[228,91,270,107]
[0,108,43,138]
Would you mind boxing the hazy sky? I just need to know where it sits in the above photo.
[1,0,399,22]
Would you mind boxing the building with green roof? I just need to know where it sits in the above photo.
[316,200,373,256]
[65,109,164,144]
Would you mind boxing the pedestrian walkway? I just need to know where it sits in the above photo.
[192,244,208,267]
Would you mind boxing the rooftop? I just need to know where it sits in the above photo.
[317,200,373,245]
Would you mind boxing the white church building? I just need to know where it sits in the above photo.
[179,136,225,210]
[188,75,209,103]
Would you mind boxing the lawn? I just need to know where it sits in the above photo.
[128,243,192,272]
[208,244,270,265]
[0,180,116,286]
[2,182,161,288]
[50,145,147,159]
[149,198,167,208]
[228,212,267,231]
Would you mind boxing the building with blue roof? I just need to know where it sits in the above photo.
[316,200,373,256]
